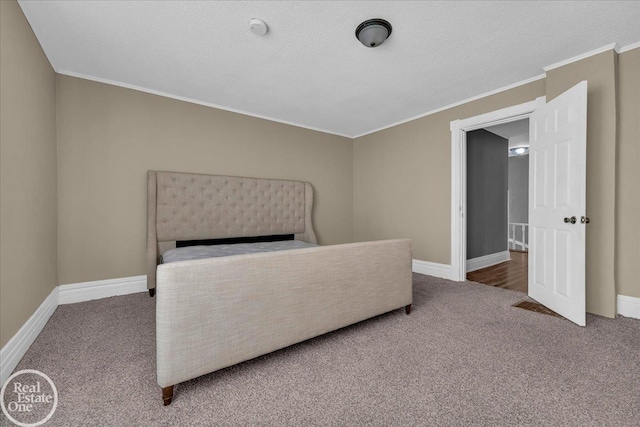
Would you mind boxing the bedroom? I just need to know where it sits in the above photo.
[1,0,639,425]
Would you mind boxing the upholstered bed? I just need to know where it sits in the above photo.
[147,170,412,405]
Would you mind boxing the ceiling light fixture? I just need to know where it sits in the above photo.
[509,146,529,157]
[355,19,392,48]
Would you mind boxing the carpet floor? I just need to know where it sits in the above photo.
[2,274,639,426]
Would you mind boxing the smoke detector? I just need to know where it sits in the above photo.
[249,18,268,36]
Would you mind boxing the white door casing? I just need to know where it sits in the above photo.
[528,81,588,326]
[450,97,546,282]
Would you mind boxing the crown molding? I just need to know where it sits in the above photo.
[619,40,640,53]
[544,43,620,72]
[353,74,546,139]
[56,70,353,140]
[58,39,640,140]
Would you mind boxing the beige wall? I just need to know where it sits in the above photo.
[545,50,618,317]
[0,0,58,347]
[353,80,546,264]
[616,48,640,299]
[56,75,353,285]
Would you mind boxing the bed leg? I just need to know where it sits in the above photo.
[162,386,174,406]
[149,288,155,297]
[405,304,412,315]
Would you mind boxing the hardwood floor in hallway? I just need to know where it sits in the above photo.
[466,251,528,293]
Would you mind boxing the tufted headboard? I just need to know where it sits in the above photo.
[147,170,317,290]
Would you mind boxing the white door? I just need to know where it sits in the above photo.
[528,81,588,326]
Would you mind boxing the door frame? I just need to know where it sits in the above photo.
[449,96,546,282]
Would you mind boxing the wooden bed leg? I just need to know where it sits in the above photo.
[149,288,155,297]
[405,304,412,315]
[162,386,174,406]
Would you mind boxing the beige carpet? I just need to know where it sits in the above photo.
[2,274,639,426]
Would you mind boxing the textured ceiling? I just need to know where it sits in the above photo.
[18,1,640,138]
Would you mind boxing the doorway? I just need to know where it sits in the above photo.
[465,119,530,293]
[450,81,588,326]
[449,97,545,283]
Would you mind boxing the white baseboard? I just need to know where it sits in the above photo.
[0,287,58,385]
[466,250,511,273]
[58,275,147,305]
[1,275,147,384]
[412,259,454,281]
[617,295,640,319]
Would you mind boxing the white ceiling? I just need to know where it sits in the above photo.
[486,119,530,148]
[18,1,640,138]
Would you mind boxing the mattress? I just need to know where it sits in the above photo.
[162,240,318,264]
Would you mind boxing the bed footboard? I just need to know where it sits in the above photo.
[156,239,412,399]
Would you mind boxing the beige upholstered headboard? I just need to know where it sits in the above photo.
[147,170,317,290]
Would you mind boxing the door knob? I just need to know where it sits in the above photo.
[564,216,577,224]
[581,216,590,224]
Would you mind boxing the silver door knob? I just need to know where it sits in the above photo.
[564,216,577,224]
[581,216,590,224]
